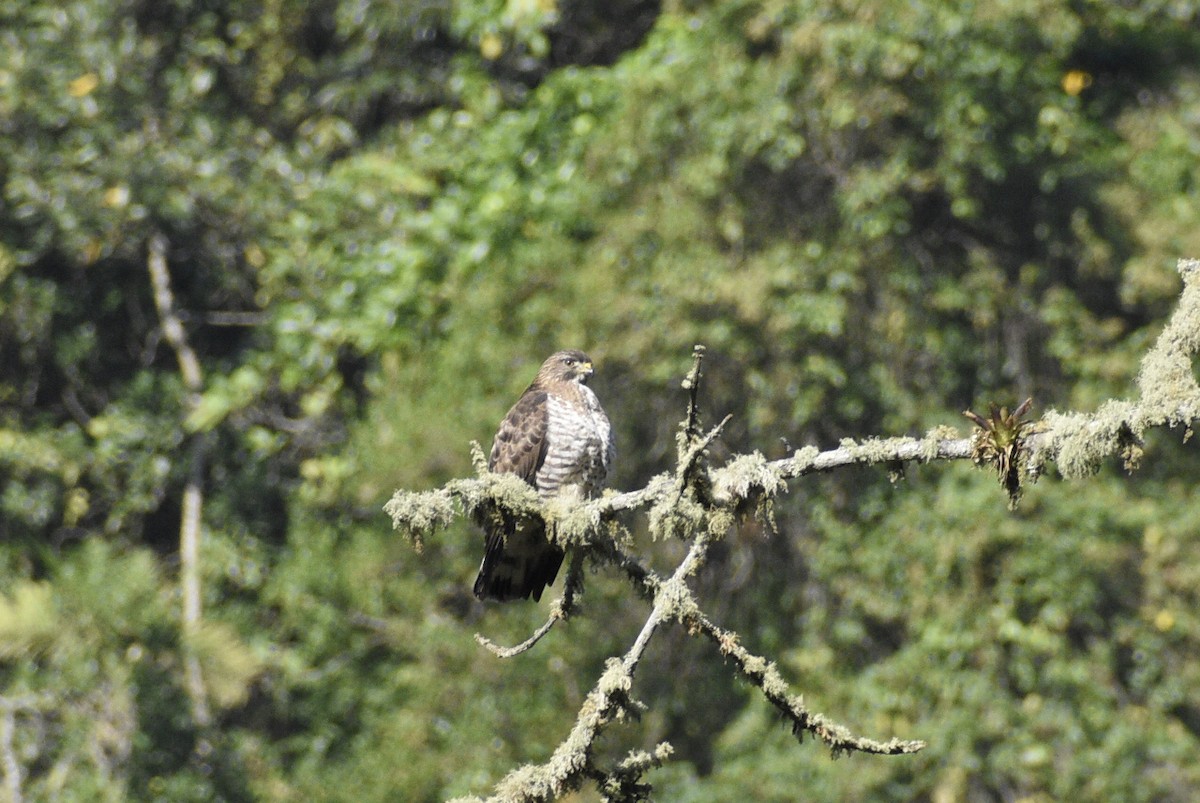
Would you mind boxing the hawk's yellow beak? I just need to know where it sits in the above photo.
[580,361,594,376]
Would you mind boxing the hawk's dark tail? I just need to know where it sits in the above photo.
[473,519,564,602]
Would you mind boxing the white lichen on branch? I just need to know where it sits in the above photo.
[1135,258,1200,426]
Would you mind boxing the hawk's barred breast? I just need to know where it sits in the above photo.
[537,387,614,498]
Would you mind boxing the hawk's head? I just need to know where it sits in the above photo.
[540,349,595,385]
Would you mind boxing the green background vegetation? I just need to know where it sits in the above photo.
[2,0,1199,799]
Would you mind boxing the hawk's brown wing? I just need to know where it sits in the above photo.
[488,390,550,480]
[474,390,564,601]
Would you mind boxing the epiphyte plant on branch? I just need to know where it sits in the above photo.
[385,259,1200,802]
[963,397,1035,508]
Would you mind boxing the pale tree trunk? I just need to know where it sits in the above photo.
[147,233,211,727]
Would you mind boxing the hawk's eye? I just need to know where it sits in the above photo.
[563,358,576,366]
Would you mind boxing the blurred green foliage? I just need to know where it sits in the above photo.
[2,0,1200,798]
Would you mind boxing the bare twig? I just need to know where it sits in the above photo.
[476,552,588,657]
[475,618,560,658]
[681,344,707,441]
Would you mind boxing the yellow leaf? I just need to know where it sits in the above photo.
[68,72,100,98]
[1061,70,1092,97]
[480,33,503,60]
[1154,609,1175,632]
[244,244,267,268]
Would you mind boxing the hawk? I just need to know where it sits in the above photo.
[473,350,615,602]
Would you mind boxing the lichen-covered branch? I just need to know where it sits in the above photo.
[390,260,1200,801]
[682,611,924,756]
